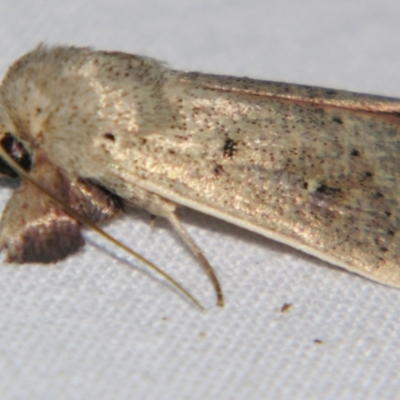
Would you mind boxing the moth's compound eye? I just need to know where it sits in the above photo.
[0,133,32,178]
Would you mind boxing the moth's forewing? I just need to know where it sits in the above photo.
[109,72,400,288]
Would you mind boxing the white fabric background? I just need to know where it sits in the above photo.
[0,1,400,399]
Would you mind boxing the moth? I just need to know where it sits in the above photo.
[0,44,400,307]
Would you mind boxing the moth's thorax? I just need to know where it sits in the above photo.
[0,45,178,180]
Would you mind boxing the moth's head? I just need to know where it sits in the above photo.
[0,101,32,179]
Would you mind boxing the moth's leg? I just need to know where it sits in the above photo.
[166,211,224,307]
[127,189,224,306]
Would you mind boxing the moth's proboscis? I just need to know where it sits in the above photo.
[0,44,400,306]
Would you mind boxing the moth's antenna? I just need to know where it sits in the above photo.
[0,147,204,311]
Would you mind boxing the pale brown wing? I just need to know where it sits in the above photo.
[111,72,400,288]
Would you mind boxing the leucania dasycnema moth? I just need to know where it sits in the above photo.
[0,44,399,308]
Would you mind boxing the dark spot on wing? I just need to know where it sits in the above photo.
[214,164,224,176]
[332,116,343,124]
[223,138,237,158]
[315,184,341,196]
[103,133,115,141]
